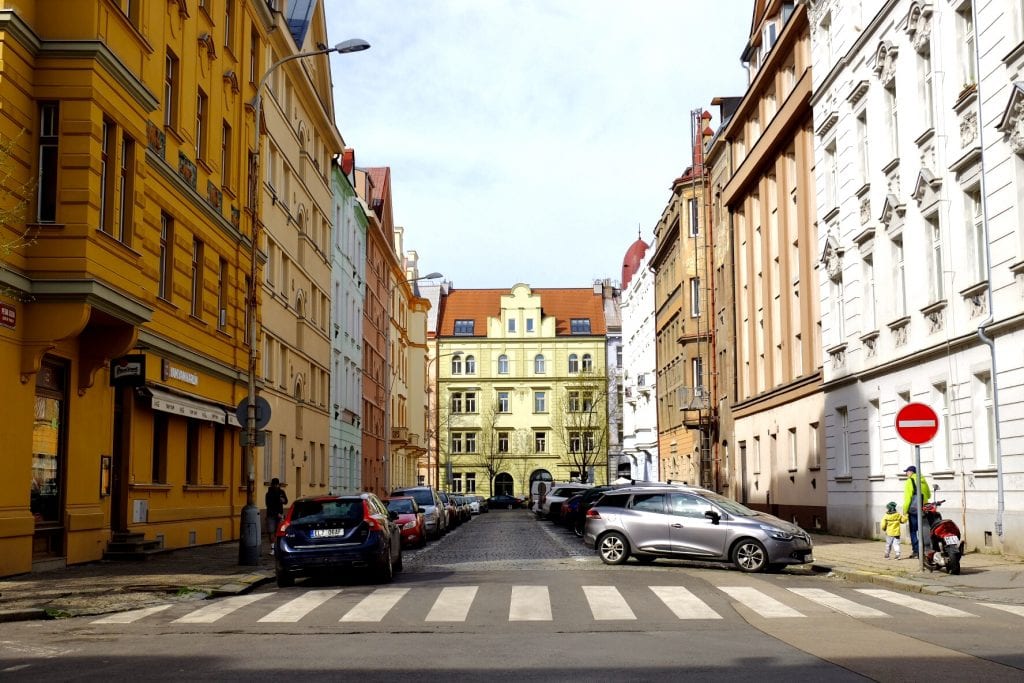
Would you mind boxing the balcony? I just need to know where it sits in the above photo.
[391,426,409,442]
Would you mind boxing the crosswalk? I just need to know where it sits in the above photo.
[88,585,1018,627]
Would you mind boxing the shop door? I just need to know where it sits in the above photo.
[31,357,68,559]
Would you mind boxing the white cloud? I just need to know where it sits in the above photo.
[326,0,752,287]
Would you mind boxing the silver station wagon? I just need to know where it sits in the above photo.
[583,486,814,573]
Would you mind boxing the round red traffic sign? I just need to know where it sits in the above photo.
[895,402,939,445]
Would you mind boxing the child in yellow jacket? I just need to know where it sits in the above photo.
[881,501,908,559]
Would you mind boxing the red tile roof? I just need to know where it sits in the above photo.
[438,287,607,337]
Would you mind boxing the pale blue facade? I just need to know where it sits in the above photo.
[330,160,367,493]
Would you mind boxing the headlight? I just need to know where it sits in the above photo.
[760,525,794,541]
[401,520,418,530]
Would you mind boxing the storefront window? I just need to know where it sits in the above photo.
[31,359,67,555]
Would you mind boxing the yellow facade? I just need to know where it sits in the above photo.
[437,285,609,498]
[0,0,274,575]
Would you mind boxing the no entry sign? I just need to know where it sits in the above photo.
[895,403,939,445]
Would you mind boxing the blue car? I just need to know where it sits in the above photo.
[274,493,402,587]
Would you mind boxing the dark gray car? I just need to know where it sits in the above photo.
[583,486,813,572]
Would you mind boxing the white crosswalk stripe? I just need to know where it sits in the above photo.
[91,604,173,624]
[649,586,722,620]
[855,589,977,617]
[172,594,270,623]
[583,586,635,620]
[509,586,551,621]
[719,586,804,618]
[340,587,409,622]
[426,586,478,622]
[787,588,889,618]
[978,603,1024,618]
[257,589,341,623]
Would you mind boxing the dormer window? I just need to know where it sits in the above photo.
[570,318,591,334]
[454,319,474,335]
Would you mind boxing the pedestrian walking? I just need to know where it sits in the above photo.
[265,477,288,555]
[880,501,907,560]
[902,465,931,559]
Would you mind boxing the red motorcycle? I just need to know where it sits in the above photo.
[922,500,963,575]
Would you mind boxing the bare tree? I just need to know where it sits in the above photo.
[0,131,37,299]
[551,369,609,483]
[464,400,513,495]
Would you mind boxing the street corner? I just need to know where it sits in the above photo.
[208,571,275,598]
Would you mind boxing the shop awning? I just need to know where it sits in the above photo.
[143,386,229,424]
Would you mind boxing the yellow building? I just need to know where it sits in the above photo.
[436,284,610,498]
[0,0,276,575]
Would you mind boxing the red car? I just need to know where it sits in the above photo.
[385,496,428,548]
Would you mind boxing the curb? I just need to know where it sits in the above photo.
[209,572,275,597]
[817,563,964,598]
[0,608,49,623]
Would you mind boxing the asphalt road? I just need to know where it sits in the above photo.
[2,510,1024,681]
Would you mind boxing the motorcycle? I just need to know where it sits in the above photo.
[922,499,963,575]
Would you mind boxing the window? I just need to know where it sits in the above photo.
[465,355,476,374]
[451,474,463,493]
[249,27,260,84]
[465,432,477,453]
[568,390,581,412]
[926,214,943,302]
[534,391,547,413]
[37,102,59,223]
[788,427,798,470]
[451,433,463,454]
[120,0,140,25]
[159,213,173,300]
[569,431,581,453]
[690,278,701,317]
[833,275,845,341]
[118,134,134,243]
[451,355,463,374]
[526,318,535,333]
[152,412,168,483]
[454,319,475,335]
[196,90,207,159]
[465,472,476,493]
[892,236,907,317]
[582,353,593,372]
[582,392,594,412]
[224,0,234,51]
[534,431,547,453]
[186,420,200,484]
[824,140,837,208]
[808,422,819,468]
[497,391,510,412]
[497,354,509,374]
[570,318,592,334]
[568,354,579,373]
[836,407,850,477]
[497,431,509,453]
[221,122,232,186]
[974,373,995,469]
[244,276,252,342]
[862,253,876,331]
[753,436,761,474]
[534,354,545,374]
[688,197,699,236]
[99,119,113,234]
[918,48,934,130]
[965,187,985,284]
[885,82,899,160]
[958,3,976,86]
[191,238,204,318]
[933,384,952,472]
[465,392,477,413]
[217,257,228,330]
[692,357,703,391]
[508,318,516,333]
[856,110,869,184]
[164,50,179,129]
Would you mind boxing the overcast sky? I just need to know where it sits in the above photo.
[325,1,753,289]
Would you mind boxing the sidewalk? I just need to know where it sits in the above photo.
[1,534,1021,623]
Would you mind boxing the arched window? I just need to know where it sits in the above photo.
[451,355,463,374]
[497,354,509,374]
[582,353,593,372]
[568,353,579,373]
[534,354,546,374]
[465,355,476,374]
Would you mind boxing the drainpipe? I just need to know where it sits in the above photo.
[970,0,1005,539]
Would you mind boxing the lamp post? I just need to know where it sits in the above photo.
[384,272,442,495]
[239,38,370,566]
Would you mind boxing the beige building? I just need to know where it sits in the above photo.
[258,2,339,499]
[717,0,825,530]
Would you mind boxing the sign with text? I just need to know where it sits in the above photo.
[0,302,15,329]
[895,402,939,445]
[110,354,146,387]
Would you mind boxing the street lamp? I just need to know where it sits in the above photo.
[384,272,443,495]
[239,37,370,566]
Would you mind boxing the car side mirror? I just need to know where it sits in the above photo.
[704,510,721,525]
[389,510,399,521]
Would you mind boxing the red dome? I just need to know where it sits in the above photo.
[621,238,649,289]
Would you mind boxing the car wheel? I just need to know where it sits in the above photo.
[377,546,394,583]
[573,521,585,538]
[419,531,429,548]
[598,532,630,565]
[275,572,294,588]
[635,554,657,564]
[732,538,769,573]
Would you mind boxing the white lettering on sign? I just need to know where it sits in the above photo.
[167,365,199,385]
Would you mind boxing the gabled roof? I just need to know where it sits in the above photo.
[438,288,607,337]
[285,0,316,48]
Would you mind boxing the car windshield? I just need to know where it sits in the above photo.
[290,499,363,524]
[698,491,760,517]
[387,499,415,514]
[396,489,434,507]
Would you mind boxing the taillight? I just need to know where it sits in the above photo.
[586,508,602,519]
[364,500,386,532]
[276,506,294,537]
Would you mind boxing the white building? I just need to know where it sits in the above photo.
[618,237,660,482]
[810,0,1024,553]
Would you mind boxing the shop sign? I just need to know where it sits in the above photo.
[0,303,15,329]
[162,359,199,386]
[110,354,146,387]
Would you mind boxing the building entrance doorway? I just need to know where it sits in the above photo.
[493,472,513,496]
[31,357,68,559]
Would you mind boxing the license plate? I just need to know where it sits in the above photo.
[311,528,344,538]
[944,535,960,545]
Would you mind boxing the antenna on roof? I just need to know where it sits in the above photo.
[637,223,641,240]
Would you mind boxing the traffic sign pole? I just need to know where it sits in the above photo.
[915,444,924,572]
[895,402,939,573]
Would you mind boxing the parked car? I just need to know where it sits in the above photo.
[274,493,402,587]
[538,483,593,520]
[385,496,428,548]
[487,494,524,509]
[438,490,459,528]
[390,486,446,539]
[472,495,489,513]
[453,495,472,523]
[584,485,814,573]
[558,491,585,528]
